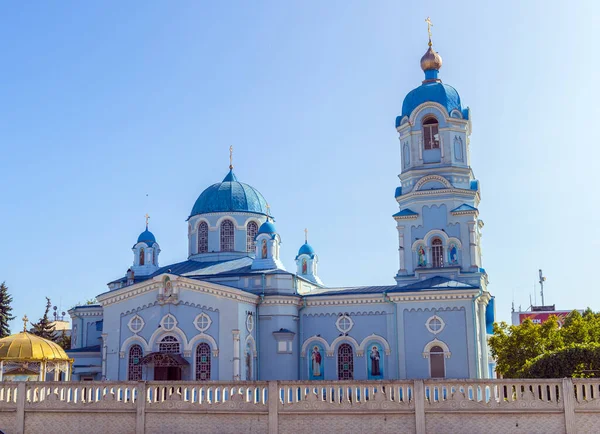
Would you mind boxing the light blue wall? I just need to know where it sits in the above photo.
[402,306,470,379]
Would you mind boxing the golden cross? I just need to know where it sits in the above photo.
[266,203,271,217]
[145,213,150,229]
[229,145,234,170]
[425,17,433,46]
[22,315,28,332]
[304,228,308,243]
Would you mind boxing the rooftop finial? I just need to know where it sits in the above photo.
[425,17,433,47]
[145,213,150,230]
[304,228,308,243]
[22,315,28,332]
[229,145,234,170]
[266,203,271,220]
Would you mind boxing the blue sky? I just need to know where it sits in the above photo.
[1,1,598,330]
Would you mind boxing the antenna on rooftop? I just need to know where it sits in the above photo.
[539,269,547,306]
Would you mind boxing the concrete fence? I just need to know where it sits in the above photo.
[0,378,598,433]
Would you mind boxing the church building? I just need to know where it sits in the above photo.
[67,34,495,382]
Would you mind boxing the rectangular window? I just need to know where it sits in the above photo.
[423,125,440,150]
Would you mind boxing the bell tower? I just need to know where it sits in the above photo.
[393,24,486,289]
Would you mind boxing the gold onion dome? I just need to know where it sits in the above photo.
[421,46,443,72]
[0,331,70,362]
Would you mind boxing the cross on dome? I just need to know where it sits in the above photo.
[22,315,28,332]
[425,17,433,47]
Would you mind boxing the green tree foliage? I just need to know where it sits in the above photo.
[55,329,71,350]
[490,310,600,378]
[524,343,600,378]
[0,282,15,338]
[30,297,57,341]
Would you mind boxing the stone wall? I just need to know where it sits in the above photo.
[0,379,597,433]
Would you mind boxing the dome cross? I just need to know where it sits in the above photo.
[22,315,28,332]
[145,213,150,229]
[425,17,433,47]
[304,228,308,243]
[229,145,234,170]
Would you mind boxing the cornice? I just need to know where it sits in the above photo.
[397,187,479,204]
[68,308,103,317]
[260,296,303,307]
[394,214,419,221]
[304,289,482,306]
[451,210,479,217]
[97,275,259,307]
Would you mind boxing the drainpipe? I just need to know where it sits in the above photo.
[472,288,484,378]
[256,274,266,380]
[297,289,307,380]
[383,292,398,378]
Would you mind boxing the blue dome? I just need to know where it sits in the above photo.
[137,229,156,245]
[258,221,277,235]
[398,81,462,124]
[190,170,268,218]
[297,242,315,258]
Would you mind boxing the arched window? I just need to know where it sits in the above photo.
[247,221,258,252]
[337,343,354,380]
[195,343,211,381]
[423,117,440,150]
[197,221,208,253]
[159,336,180,354]
[430,345,445,378]
[128,345,143,381]
[220,220,235,252]
[139,248,145,266]
[432,238,444,268]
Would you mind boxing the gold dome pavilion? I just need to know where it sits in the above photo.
[0,316,72,381]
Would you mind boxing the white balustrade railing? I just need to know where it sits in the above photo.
[145,381,268,405]
[423,379,562,405]
[573,379,600,404]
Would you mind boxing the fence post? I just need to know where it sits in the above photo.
[15,382,26,434]
[562,378,576,434]
[268,381,279,434]
[414,380,426,434]
[136,382,147,434]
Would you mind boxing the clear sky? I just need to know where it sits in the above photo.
[1,1,598,331]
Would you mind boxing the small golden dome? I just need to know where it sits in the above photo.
[0,331,70,362]
[421,46,443,72]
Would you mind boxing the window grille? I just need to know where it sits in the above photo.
[198,222,208,253]
[195,343,211,381]
[432,238,444,268]
[128,345,143,380]
[159,336,180,354]
[423,117,440,150]
[220,220,235,252]
[247,221,258,252]
[337,343,354,380]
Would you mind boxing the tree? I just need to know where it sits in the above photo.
[30,297,56,341]
[490,310,600,378]
[0,282,15,338]
[55,329,71,350]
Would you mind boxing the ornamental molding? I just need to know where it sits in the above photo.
[414,175,453,191]
[304,290,480,306]
[68,308,103,317]
[97,274,259,307]
[261,296,303,306]
[394,214,419,221]
[397,188,479,204]
[451,209,479,217]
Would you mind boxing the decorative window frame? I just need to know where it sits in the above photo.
[425,315,445,335]
[188,333,219,358]
[246,313,254,333]
[194,313,212,333]
[128,315,145,334]
[197,220,210,254]
[160,313,178,331]
[219,219,236,252]
[335,314,354,334]
[422,338,451,359]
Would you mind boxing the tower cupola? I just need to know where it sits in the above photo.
[295,229,323,286]
[251,217,285,271]
[131,215,160,276]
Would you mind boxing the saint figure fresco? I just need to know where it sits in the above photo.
[370,346,381,377]
[261,239,267,259]
[449,243,458,264]
[417,245,426,267]
[311,346,322,377]
[302,258,307,274]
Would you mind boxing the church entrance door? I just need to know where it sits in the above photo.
[154,366,181,381]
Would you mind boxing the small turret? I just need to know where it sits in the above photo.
[131,215,160,276]
[295,229,323,286]
[251,219,285,271]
